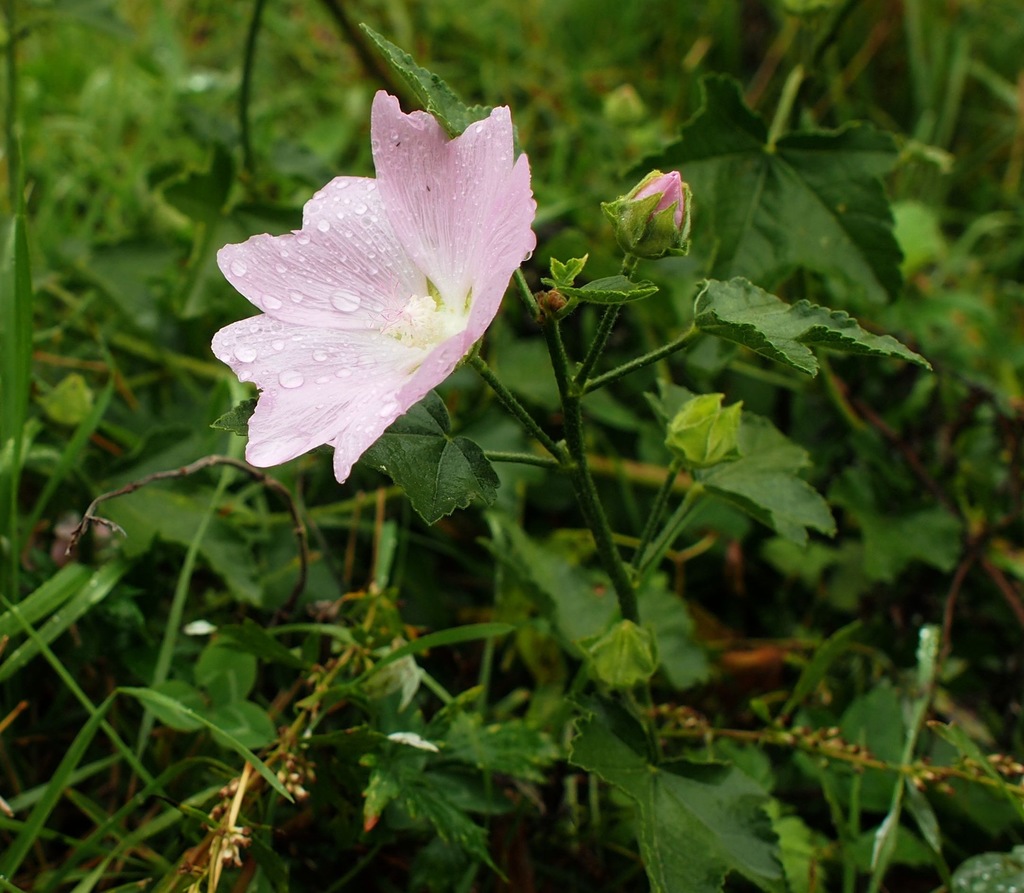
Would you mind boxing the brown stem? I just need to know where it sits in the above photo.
[69,455,309,624]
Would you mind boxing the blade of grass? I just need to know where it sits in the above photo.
[0,561,127,683]
[0,214,33,602]
[0,563,92,640]
[0,694,117,877]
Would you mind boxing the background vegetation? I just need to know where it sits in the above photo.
[1,0,1023,891]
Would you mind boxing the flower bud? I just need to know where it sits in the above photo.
[602,170,691,259]
[583,620,658,689]
[666,393,742,469]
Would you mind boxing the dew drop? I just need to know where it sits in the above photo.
[330,291,359,312]
[390,130,399,141]
[317,219,331,233]
[237,370,253,382]
[295,232,311,245]
[229,259,248,276]
[275,263,287,273]
[272,340,285,351]
[365,182,376,192]
[234,345,257,363]
[289,290,304,303]
[278,370,305,389]
[313,349,328,362]
[336,368,352,379]
[378,402,398,418]
[315,375,331,384]
[353,202,367,215]
[263,296,283,310]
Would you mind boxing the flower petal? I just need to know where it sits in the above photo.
[211,314,426,481]
[371,92,536,310]
[218,177,425,330]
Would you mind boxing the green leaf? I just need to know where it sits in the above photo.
[362,391,499,524]
[120,686,291,800]
[195,642,257,706]
[556,274,659,305]
[647,75,902,304]
[700,414,836,545]
[570,714,784,893]
[161,145,233,225]
[781,621,861,717]
[211,398,257,436]
[146,680,207,732]
[441,713,560,782]
[360,26,490,137]
[102,486,261,603]
[929,722,1024,823]
[637,579,710,690]
[216,618,309,670]
[694,278,929,376]
[548,255,588,287]
[951,846,1024,893]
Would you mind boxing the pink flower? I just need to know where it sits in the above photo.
[213,92,536,482]
[632,170,686,230]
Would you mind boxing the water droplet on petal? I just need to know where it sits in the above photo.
[264,296,283,310]
[330,291,359,312]
[354,203,367,215]
[230,259,248,276]
[289,290,304,303]
[278,370,304,389]
[275,263,287,273]
[295,232,311,246]
[313,349,328,361]
[378,402,398,418]
[234,345,257,363]
[317,219,331,233]
[272,339,285,351]
[315,375,331,384]
[336,369,352,379]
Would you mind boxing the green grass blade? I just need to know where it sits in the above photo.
[0,561,128,683]
[0,694,117,877]
[0,213,33,601]
[0,562,92,640]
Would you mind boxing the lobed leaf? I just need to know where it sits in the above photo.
[570,713,785,893]
[646,75,903,304]
[694,278,929,376]
[362,391,499,524]
[556,274,659,305]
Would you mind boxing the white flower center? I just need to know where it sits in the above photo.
[384,291,468,349]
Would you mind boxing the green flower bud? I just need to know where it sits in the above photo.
[666,393,743,469]
[583,620,658,689]
[601,170,692,259]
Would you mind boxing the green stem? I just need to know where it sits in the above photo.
[631,458,683,571]
[239,0,268,177]
[514,268,540,318]
[542,319,639,623]
[484,450,560,469]
[584,324,698,393]
[469,354,564,459]
[766,64,805,151]
[637,482,705,579]
[575,305,621,387]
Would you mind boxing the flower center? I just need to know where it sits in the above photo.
[383,288,468,349]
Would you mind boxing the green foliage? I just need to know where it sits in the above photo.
[362,392,499,524]
[5,2,1024,892]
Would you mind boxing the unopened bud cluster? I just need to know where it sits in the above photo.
[277,751,317,802]
[666,393,742,469]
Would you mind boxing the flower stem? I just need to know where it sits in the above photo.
[584,324,698,394]
[513,269,540,319]
[541,318,640,623]
[574,305,620,387]
[766,64,805,151]
[631,458,683,571]
[469,354,564,460]
[484,450,560,469]
[239,0,268,177]
[636,482,705,580]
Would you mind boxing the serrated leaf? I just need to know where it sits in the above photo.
[646,75,902,304]
[557,275,659,305]
[694,278,929,376]
[362,391,498,524]
[360,26,490,137]
[570,714,784,893]
[699,414,835,545]
[211,398,256,436]
[441,713,559,782]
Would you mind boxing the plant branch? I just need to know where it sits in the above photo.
[584,324,698,393]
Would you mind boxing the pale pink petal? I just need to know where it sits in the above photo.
[217,178,425,330]
[371,92,536,308]
[211,315,426,477]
